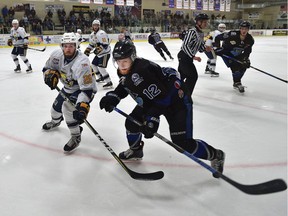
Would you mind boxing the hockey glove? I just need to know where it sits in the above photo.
[7,39,12,46]
[44,69,60,90]
[214,47,224,56]
[99,92,120,113]
[94,46,103,55]
[142,116,160,139]
[73,102,90,123]
[23,44,28,50]
[242,58,251,69]
[84,48,91,56]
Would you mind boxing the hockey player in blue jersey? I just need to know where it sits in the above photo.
[214,21,254,93]
[148,29,174,61]
[99,40,225,178]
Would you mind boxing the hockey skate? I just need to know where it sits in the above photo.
[162,56,167,61]
[119,141,144,160]
[169,55,174,60]
[210,71,219,77]
[96,76,104,83]
[42,117,64,130]
[63,126,83,153]
[233,82,245,93]
[14,65,21,73]
[211,149,225,178]
[103,81,113,88]
[26,65,32,73]
[204,66,211,74]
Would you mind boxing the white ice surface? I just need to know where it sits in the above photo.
[0,37,287,216]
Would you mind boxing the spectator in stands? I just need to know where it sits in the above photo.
[2,6,8,19]
[8,7,15,18]
[31,7,36,18]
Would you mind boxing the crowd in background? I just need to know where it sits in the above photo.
[1,5,286,35]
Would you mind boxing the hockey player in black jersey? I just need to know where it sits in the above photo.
[148,29,174,61]
[214,21,254,93]
[99,40,225,178]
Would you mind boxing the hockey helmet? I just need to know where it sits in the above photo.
[239,21,251,29]
[77,29,82,34]
[12,19,19,25]
[218,23,226,32]
[195,13,209,21]
[113,40,136,61]
[61,32,79,48]
[92,19,101,26]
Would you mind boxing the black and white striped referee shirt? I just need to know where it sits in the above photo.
[180,26,206,59]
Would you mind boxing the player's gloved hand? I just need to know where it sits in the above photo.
[242,58,251,69]
[7,39,12,46]
[214,47,224,56]
[23,44,28,49]
[141,116,160,139]
[94,46,103,55]
[99,92,120,112]
[84,48,91,56]
[44,69,60,90]
[73,102,90,123]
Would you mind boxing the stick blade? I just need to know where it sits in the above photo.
[129,170,164,181]
[240,179,287,195]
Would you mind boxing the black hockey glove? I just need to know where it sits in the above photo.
[99,92,120,112]
[44,69,60,90]
[7,39,12,46]
[214,47,224,56]
[242,58,251,69]
[142,116,160,139]
[73,102,90,123]
[84,48,91,56]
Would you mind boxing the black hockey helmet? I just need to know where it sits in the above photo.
[113,40,136,61]
[195,13,209,21]
[240,21,251,28]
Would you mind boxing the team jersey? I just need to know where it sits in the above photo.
[87,29,111,57]
[43,49,97,103]
[180,26,206,59]
[10,27,29,47]
[205,30,224,47]
[215,30,254,59]
[113,58,180,116]
[75,33,86,43]
[148,33,163,45]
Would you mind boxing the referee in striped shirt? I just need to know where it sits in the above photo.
[177,13,212,96]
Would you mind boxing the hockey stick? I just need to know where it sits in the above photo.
[27,46,46,52]
[114,107,287,195]
[222,54,288,83]
[55,86,164,181]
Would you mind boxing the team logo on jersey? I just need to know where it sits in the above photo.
[230,40,236,45]
[83,73,92,85]
[52,58,59,64]
[131,73,143,86]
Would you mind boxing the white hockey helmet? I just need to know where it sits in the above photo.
[92,19,101,26]
[218,23,226,32]
[12,19,19,25]
[60,32,79,48]
[77,29,82,34]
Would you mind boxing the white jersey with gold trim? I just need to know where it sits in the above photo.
[10,27,29,47]
[87,29,111,57]
[44,49,97,103]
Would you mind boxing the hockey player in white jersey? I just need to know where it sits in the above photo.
[75,29,87,50]
[84,20,113,88]
[7,19,32,73]
[204,23,226,77]
[42,32,97,153]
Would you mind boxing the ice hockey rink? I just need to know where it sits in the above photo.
[0,36,287,216]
